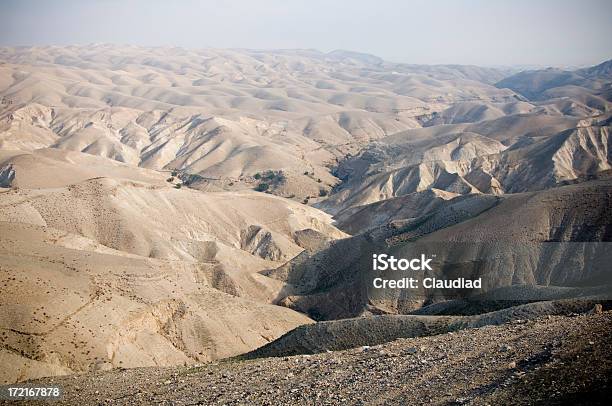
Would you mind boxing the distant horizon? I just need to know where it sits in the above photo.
[1,0,611,67]
[1,42,610,71]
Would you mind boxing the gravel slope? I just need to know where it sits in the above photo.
[242,299,609,359]
[12,312,612,405]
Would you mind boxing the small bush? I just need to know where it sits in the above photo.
[171,170,178,177]
[254,173,262,180]
[263,170,286,183]
[303,171,310,176]
[316,178,322,183]
[228,182,234,186]
[303,197,309,204]
[276,172,286,183]
[181,173,203,186]
[255,182,269,192]
[174,184,182,189]
[319,188,328,197]
[166,177,174,183]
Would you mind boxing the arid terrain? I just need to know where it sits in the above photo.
[8,311,612,405]
[1,45,611,403]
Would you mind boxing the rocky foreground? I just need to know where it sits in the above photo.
[11,311,612,405]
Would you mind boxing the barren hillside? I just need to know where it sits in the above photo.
[10,311,612,406]
[1,47,611,389]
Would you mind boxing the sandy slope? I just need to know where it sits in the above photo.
[0,148,168,188]
[0,148,347,384]
[332,189,457,234]
[270,179,612,320]
[0,221,313,384]
[0,176,345,263]
[321,114,610,213]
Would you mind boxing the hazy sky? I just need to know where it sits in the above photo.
[1,0,611,67]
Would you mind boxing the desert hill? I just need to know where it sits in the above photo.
[0,220,313,384]
[269,178,612,320]
[13,312,612,405]
[0,147,348,384]
[495,59,612,100]
[0,45,523,202]
[1,47,612,387]
[1,49,609,205]
[243,299,608,358]
[319,113,610,214]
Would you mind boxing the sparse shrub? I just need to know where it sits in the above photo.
[304,171,309,176]
[171,170,178,177]
[174,184,182,189]
[180,173,203,186]
[261,170,286,184]
[255,182,269,192]
[254,173,262,180]
[303,197,309,204]
[166,177,174,182]
[319,188,328,197]
[228,182,234,186]
[316,178,322,183]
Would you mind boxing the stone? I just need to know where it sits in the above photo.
[589,304,603,314]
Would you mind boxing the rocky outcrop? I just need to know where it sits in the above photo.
[0,163,15,187]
